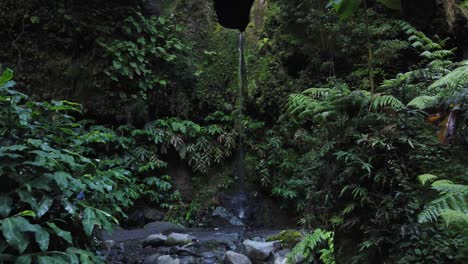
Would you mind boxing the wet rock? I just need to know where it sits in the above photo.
[201,258,218,264]
[102,240,116,251]
[144,221,186,234]
[242,240,279,261]
[199,251,217,259]
[144,208,165,222]
[266,230,302,248]
[273,249,290,264]
[143,234,167,247]
[166,233,197,246]
[212,207,244,226]
[156,255,180,264]
[143,254,161,264]
[179,256,197,264]
[199,232,240,250]
[224,251,251,264]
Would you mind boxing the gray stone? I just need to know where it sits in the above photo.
[274,249,302,264]
[157,255,180,264]
[143,234,167,247]
[273,250,289,264]
[212,207,244,226]
[274,256,287,264]
[224,251,251,264]
[143,254,161,264]
[144,208,166,221]
[166,233,197,246]
[200,259,217,264]
[242,240,279,261]
[102,240,116,251]
[179,256,197,264]
[144,221,186,234]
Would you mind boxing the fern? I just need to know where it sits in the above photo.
[418,174,438,185]
[428,60,468,92]
[371,94,405,110]
[418,177,468,228]
[303,88,334,99]
[407,96,439,109]
[287,229,336,264]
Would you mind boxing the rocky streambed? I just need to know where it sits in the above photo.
[100,221,302,264]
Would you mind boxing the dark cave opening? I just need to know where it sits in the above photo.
[213,0,254,31]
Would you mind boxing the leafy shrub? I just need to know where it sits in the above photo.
[0,69,130,262]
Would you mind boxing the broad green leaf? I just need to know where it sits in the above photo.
[0,68,14,86]
[0,217,30,253]
[82,208,99,236]
[0,196,12,217]
[15,255,31,264]
[67,247,95,264]
[34,226,50,252]
[48,171,71,189]
[36,197,53,218]
[63,199,77,214]
[37,256,69,264]
[330,0,362,20]
[0,144,27,152]
[16,190,38,211]
[47,222,72,244]
[17,211,36,217]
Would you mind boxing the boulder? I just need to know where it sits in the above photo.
[273,249,291,264]
[273,249,302,264]
[242,240,279,261]
[224,251,251,264]
[166,233,197,246]
[144,208,165,221]
[143,254,160,264]
[143,234,167,247]
[144,221,185,234]
[266,230,302,248]
[179,256,197,264]
[102,240,116,251]
[156,255,180,264]
[212,207,244,226]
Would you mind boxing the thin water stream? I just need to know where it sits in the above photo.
[234,32,248,220]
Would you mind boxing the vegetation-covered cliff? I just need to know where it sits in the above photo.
[0,0,467,263]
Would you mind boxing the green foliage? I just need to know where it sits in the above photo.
[99,12,187,101]
[418,175,468,227]
[287,229,335,264]
[255,19,467,262]
[0,70,122,262]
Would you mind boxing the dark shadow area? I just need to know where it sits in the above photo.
[213,0,255,31]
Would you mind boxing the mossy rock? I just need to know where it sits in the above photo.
[266,230,302,248]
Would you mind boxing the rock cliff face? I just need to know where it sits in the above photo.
[213,0,255,31]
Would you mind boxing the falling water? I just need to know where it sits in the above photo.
[234,32,248,220]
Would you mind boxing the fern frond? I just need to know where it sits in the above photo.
[429,60,468,92]
[432,181,468,195]
[418,174,438,185]
[439,209,468,226]
[371,94,405,110]
[407,96,439,109]
[287,229,335,264]
[303,88,333,99]
[418,178,468,227]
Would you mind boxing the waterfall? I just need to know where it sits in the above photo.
[234,32,248,220]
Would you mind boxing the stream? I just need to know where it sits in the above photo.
[101,221,297,264]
